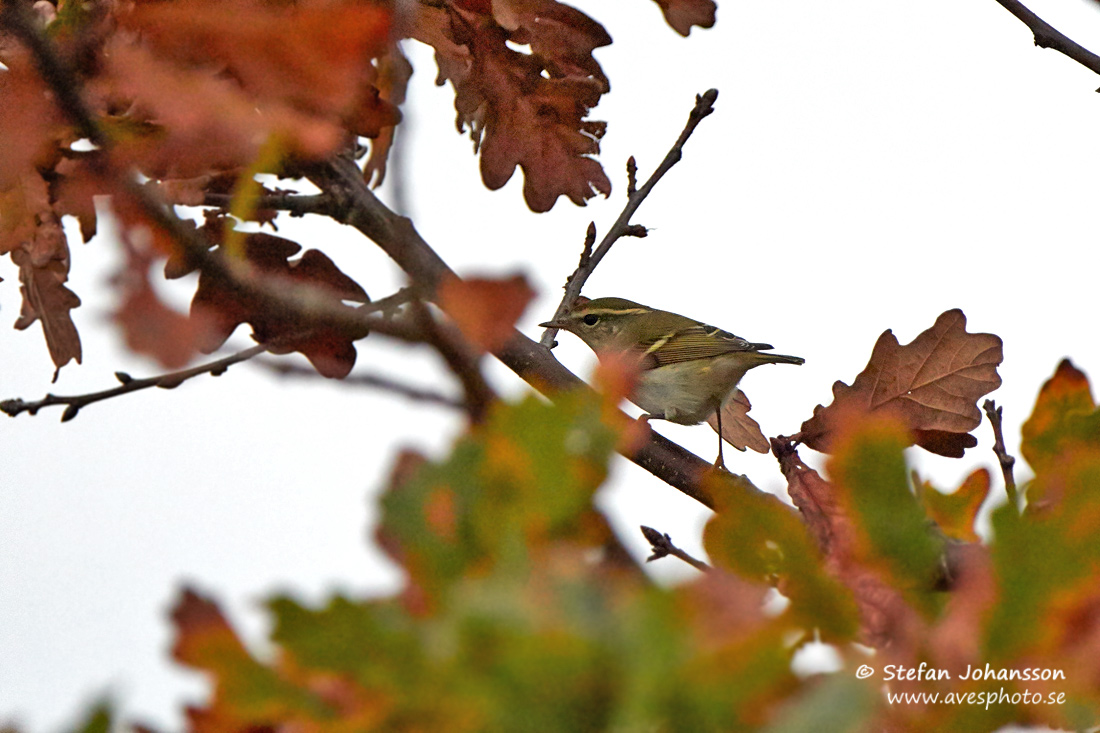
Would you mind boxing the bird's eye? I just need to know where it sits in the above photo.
[582,314,600,326]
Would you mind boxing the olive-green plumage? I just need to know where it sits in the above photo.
[541,297,804,469]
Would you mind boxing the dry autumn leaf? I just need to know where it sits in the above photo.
[436,274,535,352]
[189,232,369,378]
[916,468,991,543]
[0,50,63,192]
[121,0,392,121]
[113,241,209,370]
[411,3,612,212]
[799,309,1003,458]
[651,0,717,37]
[706,388,770,454]
[11,210,82,374]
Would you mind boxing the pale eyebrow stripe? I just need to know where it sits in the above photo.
[583,308,649,316]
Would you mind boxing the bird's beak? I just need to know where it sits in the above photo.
[539,319,568,329]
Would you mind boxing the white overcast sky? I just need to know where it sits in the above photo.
[3,0,1100,729]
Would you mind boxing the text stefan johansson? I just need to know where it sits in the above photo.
[884,663,1065,682]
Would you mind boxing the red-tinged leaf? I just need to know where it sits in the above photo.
[155,175,215,207]
[772,436,920,646]
[491,0,611,90]
[651,0,717,37]
[411,4,612,212]
[1021,359,1099,478]
[436,274,535,352]
[344,85,402,139]
[0,170,51,255]
[916,468,991,543]
[0,50,63,191]
[190,233,368,378]
[706,388,769,454]
[113,240,208,369]
[799,309,1003,457]
[363,46,414,187]
[51,158,99,244]
[170,587,252,671]
[98,40,343,178]
[122,0,392,119]
[11,213,82,373]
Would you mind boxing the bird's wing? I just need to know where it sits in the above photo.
[637,323,772,368]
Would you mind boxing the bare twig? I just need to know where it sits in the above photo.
[992,0,1100,82]
[202,192,335,218]
[0,344,269,421]
[259,361,465,410]
[539,89,719,348]
[983,399,1019,510]
[640,525,711,572]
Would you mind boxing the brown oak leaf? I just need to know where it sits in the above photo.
[98,40,344,179]
[363,45,414,187]
[51,158,99,244]
[799,309,1003,457]
[190,232,369,378]
[706,388,769,454]
[11,211,82,375]
[121,0,393,122]
[0,170,51,256]
[0,50,63,192]
[411,3,612,212]
[436,274,535,352]
[113,234,209,369]
[651,0,717,37]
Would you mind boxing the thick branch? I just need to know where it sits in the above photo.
[540,89,719,347]
[992,0,1100,79]
[982,399,1019,510]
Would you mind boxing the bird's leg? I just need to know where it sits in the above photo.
[713,402,727,472]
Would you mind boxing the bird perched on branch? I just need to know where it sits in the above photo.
[541,297,804,470]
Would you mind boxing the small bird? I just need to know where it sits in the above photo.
[541,297,804,470]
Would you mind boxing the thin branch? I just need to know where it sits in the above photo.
[983,399,1019,510]
[202,192,335,217]
[640,526,711,572]
[0,344,269,421]
[539,88,719,348]
[259,361,465,410]
[992,0,1100,81]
